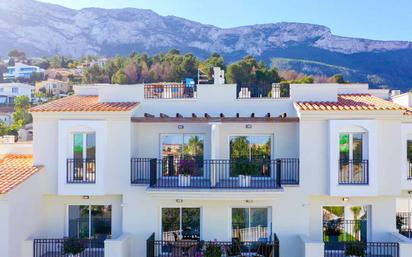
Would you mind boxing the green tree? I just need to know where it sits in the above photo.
[11,96,32,131]
[200,53,226,80]
[111,70,128,84]
[8,49,26,61]
[331,74,346,83]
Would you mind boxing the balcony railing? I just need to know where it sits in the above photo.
[396,212,412,239]
[338,159,369,185]
[323,219,367,244]
[237,83,290,99]
[324,241,399,257]
[33,238,104,257]
[144,83,196,99]
[66,158,96,184]
[147,232,279,257]
[131,157,299,189]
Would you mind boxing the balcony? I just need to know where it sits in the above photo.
[338,159,369,185]
[324,241,399,257]
[144,83,196,99]
[33,238,104,257]
[66,158,96,184]
[237,83,290,99]
[147,232,280,257]
[131,158,299,189]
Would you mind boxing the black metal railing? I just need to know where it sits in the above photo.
[324,241,399,257]
[131,158,299,189]
[237,83,290,99]
[147,232,279,257]
[33,238,105,257]
[144,83,196,99]
[396,212,412,239]
[338,159,369,185]
[67,158,96,183]
[323,219,367,243]
[408,160,412,180]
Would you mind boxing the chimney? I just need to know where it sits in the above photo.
[213,67,225,85]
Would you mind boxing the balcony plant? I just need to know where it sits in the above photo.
[231,159,259,187]
[203,240,224,257]
[63,238,85,257]
[178,159,195,187]
[345,242,366,257]
[324,219,343,244]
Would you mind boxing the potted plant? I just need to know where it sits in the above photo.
[63,238,85,257]
[345,242,366,257]
[324,219,342,244]
[204,240,224,257]
[232,159,257,187]
[178,159,195,187]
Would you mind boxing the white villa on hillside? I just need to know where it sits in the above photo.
[1,69,412,257]
[3,63,44,80]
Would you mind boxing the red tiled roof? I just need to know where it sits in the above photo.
[295,94,407,112]
[30,95,139,112]
[0,154,42,194]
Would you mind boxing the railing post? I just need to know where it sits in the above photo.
[150,159,157,187]
[147,233,155,257]
[276,159,282,187]
[167,156,174,176]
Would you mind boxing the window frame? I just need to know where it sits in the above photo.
[72,132,96,160]
[66,204,112,239]
[228,134,273,160]
[160,206,202,240]
[160,133,205,159]
[229,206,272,241]
[339,132,367,160]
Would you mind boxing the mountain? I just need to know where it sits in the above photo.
[1,0,412,90]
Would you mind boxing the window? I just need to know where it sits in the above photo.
[11,87,18,93]
[68,205,112,241]
[161,134,204,176]
[161,134,204,160]
[229,136,272,177]
[161,208,200,241]
[232,207,271,242]
[339,133,365,160]
[230,136,272,159]
[73,133,96,160]
[407,140,412,161]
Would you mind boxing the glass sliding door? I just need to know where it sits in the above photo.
[72,133,96,182]
[232,207,270,242]
[161,134,204,176]
[68,205,112,244]
[339,133,366,183]
[229,135,272,177]
[161,208,201,241]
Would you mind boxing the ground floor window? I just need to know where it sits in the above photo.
[68,205,112,241]
[161,207,201,241]
[232,207,271,242]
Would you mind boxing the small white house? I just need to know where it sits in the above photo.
[0,83,34,104]
[3,63,44,80]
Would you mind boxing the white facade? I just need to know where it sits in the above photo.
[0,83,34,104]
[1,79,412,257]
[3,63,44,80]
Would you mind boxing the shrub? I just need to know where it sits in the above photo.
[63,238,85,255]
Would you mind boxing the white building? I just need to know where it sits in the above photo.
[0,83,34,104]
[1,72,412,257]
[3,63,44,80]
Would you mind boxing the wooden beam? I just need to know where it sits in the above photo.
[176,113,183,118]
[132,117,299,123]
[265,113,271,118]
[251,113,255,118]
[204,113,210,118]
[220,113,225,118]
[192,113,197,118]
[236,113,240,118]
[160,113,169,118]
[144,113,154,118]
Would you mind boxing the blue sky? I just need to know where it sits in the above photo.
[39,0,412,41]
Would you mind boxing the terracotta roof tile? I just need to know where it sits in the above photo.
[295,94,407,112]
[0,154,42,194]
[30,95,139,112]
